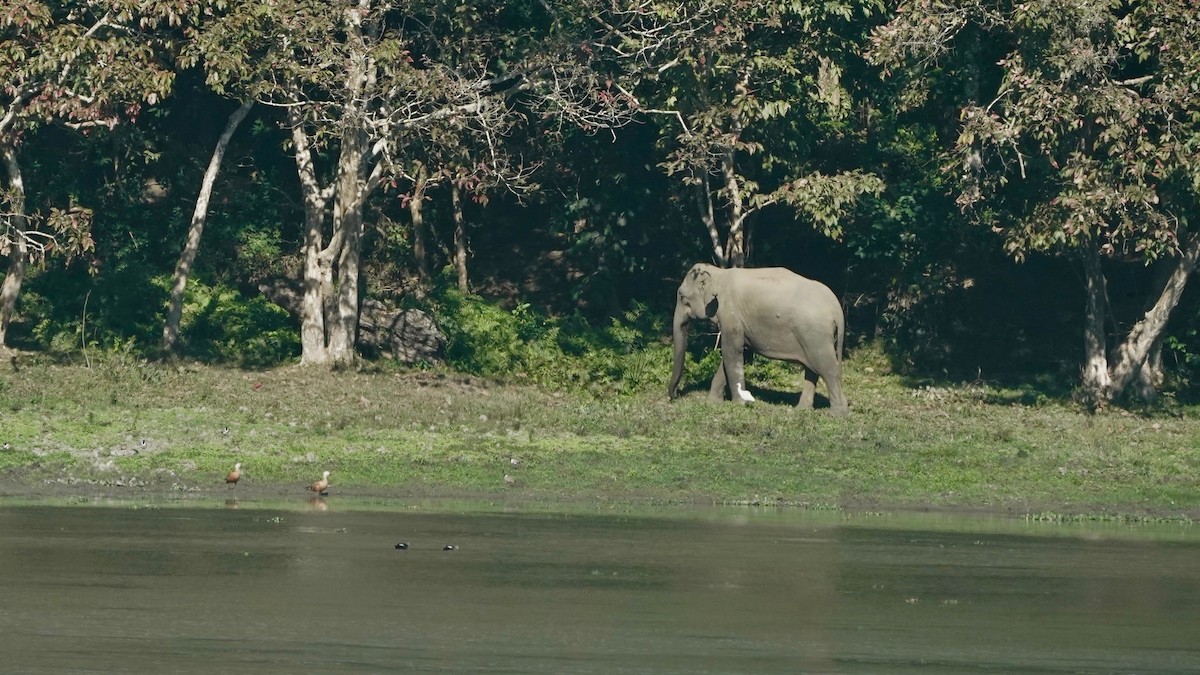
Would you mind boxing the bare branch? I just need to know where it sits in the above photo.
[0,219,55,259]
[1114,75,1153,87]
[643,108,693,136]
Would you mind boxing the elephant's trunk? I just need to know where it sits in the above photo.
[668,303,689,400]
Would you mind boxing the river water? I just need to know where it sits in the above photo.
[1,500,1197,673]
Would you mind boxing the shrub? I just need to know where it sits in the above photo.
[181,282,300,367]
[431,288,673,396]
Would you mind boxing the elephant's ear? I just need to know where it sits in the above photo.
[694,269,718,317]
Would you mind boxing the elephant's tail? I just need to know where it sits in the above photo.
[834,320,844,363]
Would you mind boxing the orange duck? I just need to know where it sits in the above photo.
[307,470,331,496]
[225,462,242,487]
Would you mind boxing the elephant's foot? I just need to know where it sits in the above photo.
[829,405,850,418]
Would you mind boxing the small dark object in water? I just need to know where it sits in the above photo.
[443,545,457,551]
[394,543,409,550]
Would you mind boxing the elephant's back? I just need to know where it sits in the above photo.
[728,268,844,338]
[739,267,840,306]
[738,267,826,285]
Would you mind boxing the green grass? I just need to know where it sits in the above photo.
[1,346,1198,519]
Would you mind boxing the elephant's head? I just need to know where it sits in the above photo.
[668,264,720,400]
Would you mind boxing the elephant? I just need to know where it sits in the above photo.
[668,263,849,417]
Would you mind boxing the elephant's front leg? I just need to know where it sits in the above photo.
[707,359,728,402]
[798,368,818,410]
[720,333,751,404]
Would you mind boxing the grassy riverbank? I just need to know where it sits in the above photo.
[2,348,1198,519]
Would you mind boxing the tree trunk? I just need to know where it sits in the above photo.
[451,183,469,293]
[693,168,725,267]
[1107,230,1200,400]
[289,108,335,365]
[409,164,430,285]
[0,144,28,349]
[160,99,253,355]
[286,2,384,368]
[721,150,746,268]
[325,2,375,367]
[1133,338,1164,401]
[327,121,368,366]
[1079,242,1111,409]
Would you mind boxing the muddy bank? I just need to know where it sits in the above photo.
[2,466,1195,523]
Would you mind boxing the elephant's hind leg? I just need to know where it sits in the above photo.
[798,368,818,410]
[825,370,849,417]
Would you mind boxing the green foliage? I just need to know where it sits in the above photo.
[233,229,285,284]
[432,286,670,396]
[16,264,167,357]
[1166,321,1200,402]
[868,0,1200,401]
[434,287,544,375]
[178,281,300,367]
[17,266,298,368]
[642,0,886,264]
[874,0,1200,264]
